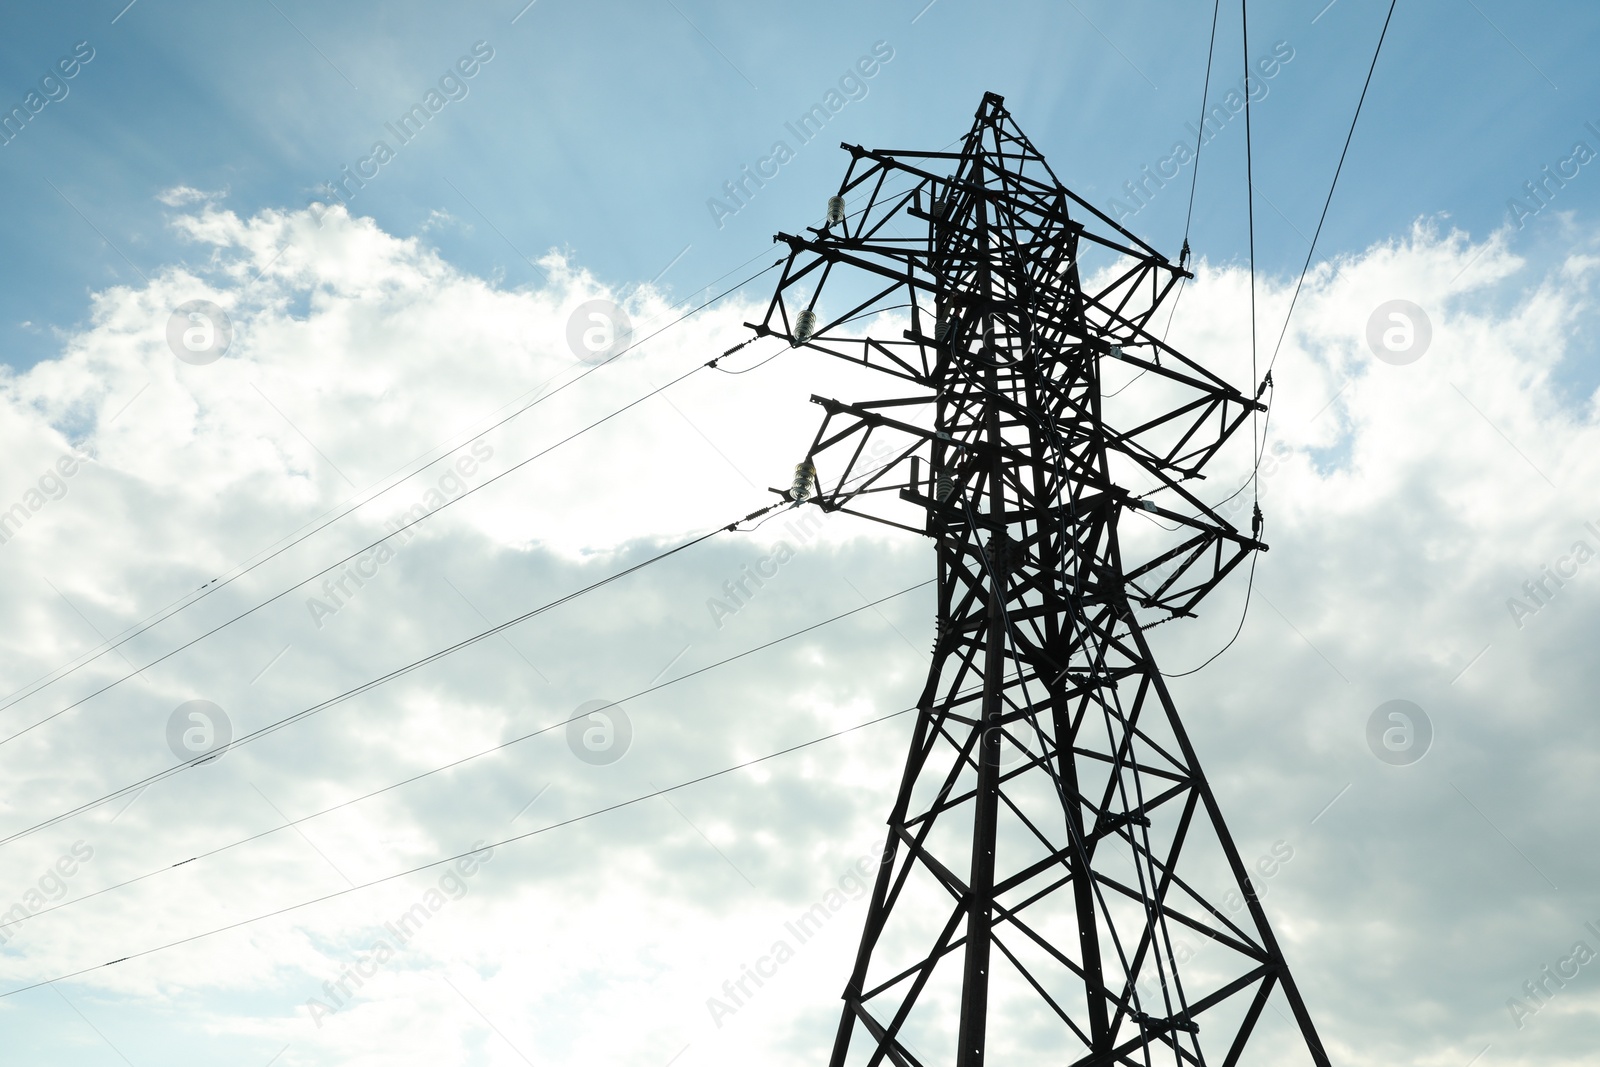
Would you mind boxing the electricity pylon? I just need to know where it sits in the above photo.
[748,93,1329,1067]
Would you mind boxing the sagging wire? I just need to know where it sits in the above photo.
[0,499,785,852]
[0,578,934,937]
[0,257,787,725]
[0,698,928,1002]
[1253,0,1400,469]
[1164,0,1398,677]
[1,336,776,752]
[1100,0,1221,406]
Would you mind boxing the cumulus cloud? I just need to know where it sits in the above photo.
[0,197,1597,1066]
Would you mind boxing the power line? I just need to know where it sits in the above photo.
[0,346,757,752]
[1,131,941,723]
[0,697,935,1002]
[1160,551,1259,678]
[1181,0,1223,255]
[711,345,788,375]
[0,501,783,852]
[0,259,783,721]
[3,258,779,711]
[1160,1,1265,680]
[1166,0,1398,678]
[1171,2,1395,684]
[1255,0,1400,466]
[1104,5,1220,404]
[1263,0,1399,382]
[1242,0,1261,508]
[0,577,934,936]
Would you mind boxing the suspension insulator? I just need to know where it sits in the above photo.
[934,317,951,342]
[826,195,846,224]
[790,458,818,503]
[936,474,955,502]
[793,308,818,345]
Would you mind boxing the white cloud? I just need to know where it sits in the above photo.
[418,209,469,235]
[1,197,1599,1066]
[156,185,223,207]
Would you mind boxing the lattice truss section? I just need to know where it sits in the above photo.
[746,94,1330,1067]
[748,94,1269,626]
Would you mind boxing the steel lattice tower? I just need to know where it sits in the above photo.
[747,93,1330,1067]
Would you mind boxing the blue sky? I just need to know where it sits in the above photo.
[1,0,1595,371]
[7,3,1600,1066]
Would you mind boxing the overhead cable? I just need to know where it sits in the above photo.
[0,500,784,850]
[0,698,932,1001]
[0,259,784,720]
[1,348,754,751]
[0,578,933,933]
